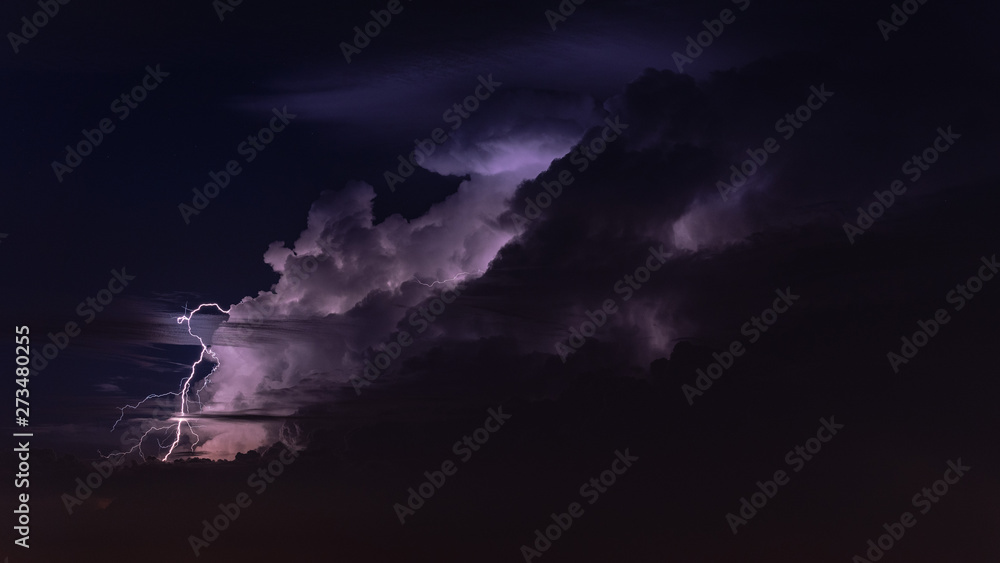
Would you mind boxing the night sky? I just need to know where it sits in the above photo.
[2,0,999,561]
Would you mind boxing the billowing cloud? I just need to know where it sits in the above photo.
[114,54,998,462]
[134,89,604,459]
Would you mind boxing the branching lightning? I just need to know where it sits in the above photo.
[106,269,477,463]
[105,303,230,462]
[413,269,483,288]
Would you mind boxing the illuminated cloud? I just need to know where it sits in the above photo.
[158,92,599,459]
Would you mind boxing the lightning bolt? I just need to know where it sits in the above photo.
[106,302,230,462]
[107,270,474,462]
[413,269,482,288]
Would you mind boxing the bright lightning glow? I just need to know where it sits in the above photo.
[106,303,230,462]
[413,270,483,288]
[107,268,483,463]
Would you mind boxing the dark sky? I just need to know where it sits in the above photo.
[2,0,999,561]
